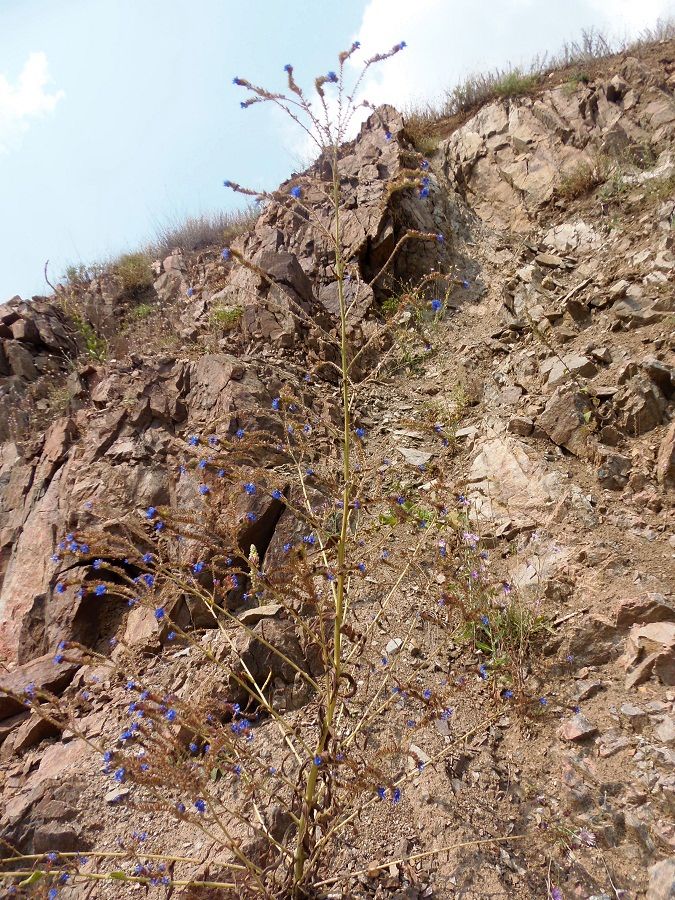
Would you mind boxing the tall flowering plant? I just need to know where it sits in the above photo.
[0,41,549,900]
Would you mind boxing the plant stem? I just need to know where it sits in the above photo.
[292,146,351,896]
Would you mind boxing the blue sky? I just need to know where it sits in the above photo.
[1,0,673,300]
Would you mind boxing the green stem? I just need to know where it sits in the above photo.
[292,146,351,896]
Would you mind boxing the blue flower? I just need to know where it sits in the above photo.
[376,786,386,800]
[92,584,106,597]
[165,708,177,722]
[244,482,256,495]
[326,71,338,83]
[198,458,207,469]
[303,534,316,545]
[420,159,430,170]
[246,512,257,523]
[155,607,165,621]
[357,563,366,574]
[193,561,204,573]
[189,742,198,754]
[284,64,292,73]
[235,428,245,439]
[462,278,470,289]
[539,697,548,706]
[188,435,200,446]
[423,688,432,700]
[271,489,283,500]
[384,130,392,142]
[392,787,402,803]
[48,890,58,900]
[436,233,444,243]
[176,801,186,813]
[142,553,153,564]
[283,543,292,553]
[272,397,280,410]
[355,427,365,439]
[198,484,210,495]
[419,186,430,198]
[503,689,514,700]
[431,299,442,312]
[51,553,61,563]
[167,631,176,641]
[478,664,488,680]
[217,469,225,478]
[54,653,64,664]
[223,179,233,188]
[154,521,164,531]
[187,287,195,297]
[55,582,66,594]
[114,767,126,783]
[290,186,302,199]
[194,798,206,813]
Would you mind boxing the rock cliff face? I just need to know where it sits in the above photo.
[1,42,675,900]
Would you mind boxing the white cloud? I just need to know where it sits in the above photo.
[0,52,65,154]
[350,0,675,112]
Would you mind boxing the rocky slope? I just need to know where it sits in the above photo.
[1,40,675,899]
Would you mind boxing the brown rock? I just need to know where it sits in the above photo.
[0,656,79,721]
[656,421,675,490]
[647,859,675,900]
[615,594,675,628]
[558,714,598,742]
[537,388,594,456]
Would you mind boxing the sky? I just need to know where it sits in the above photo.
[1,0,673,300]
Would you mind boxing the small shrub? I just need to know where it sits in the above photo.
[112,252,154,298]
[491,69,538,99]
[71,315,107,361]
[557,161,602,199]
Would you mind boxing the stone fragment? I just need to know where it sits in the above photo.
[385,638,403,656]
[656,421,675,490]
[655,716,675,746]
[620,703,648,729]
[612,296,661,326]
[615,594,675,628]
[537,388,594,456]
[574,680,604,702]
[598,731,633,758]
[542,353,597,387]
[238,604,283,626]
[596,449,631,489]
[396,447,432,467]
[0,656,80,721]
[558,714,598,742]
[614,376,666,435]
[647,859,675,900]
[535,253,564,268]
[507,416,534,436]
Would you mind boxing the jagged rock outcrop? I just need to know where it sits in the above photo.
[441,57,675,229]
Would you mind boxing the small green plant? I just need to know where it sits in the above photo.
[211,304,244,329]
[131,302,155,320]
[72,315,107,361]
[492,69,538,98]
[562,72,591,95]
